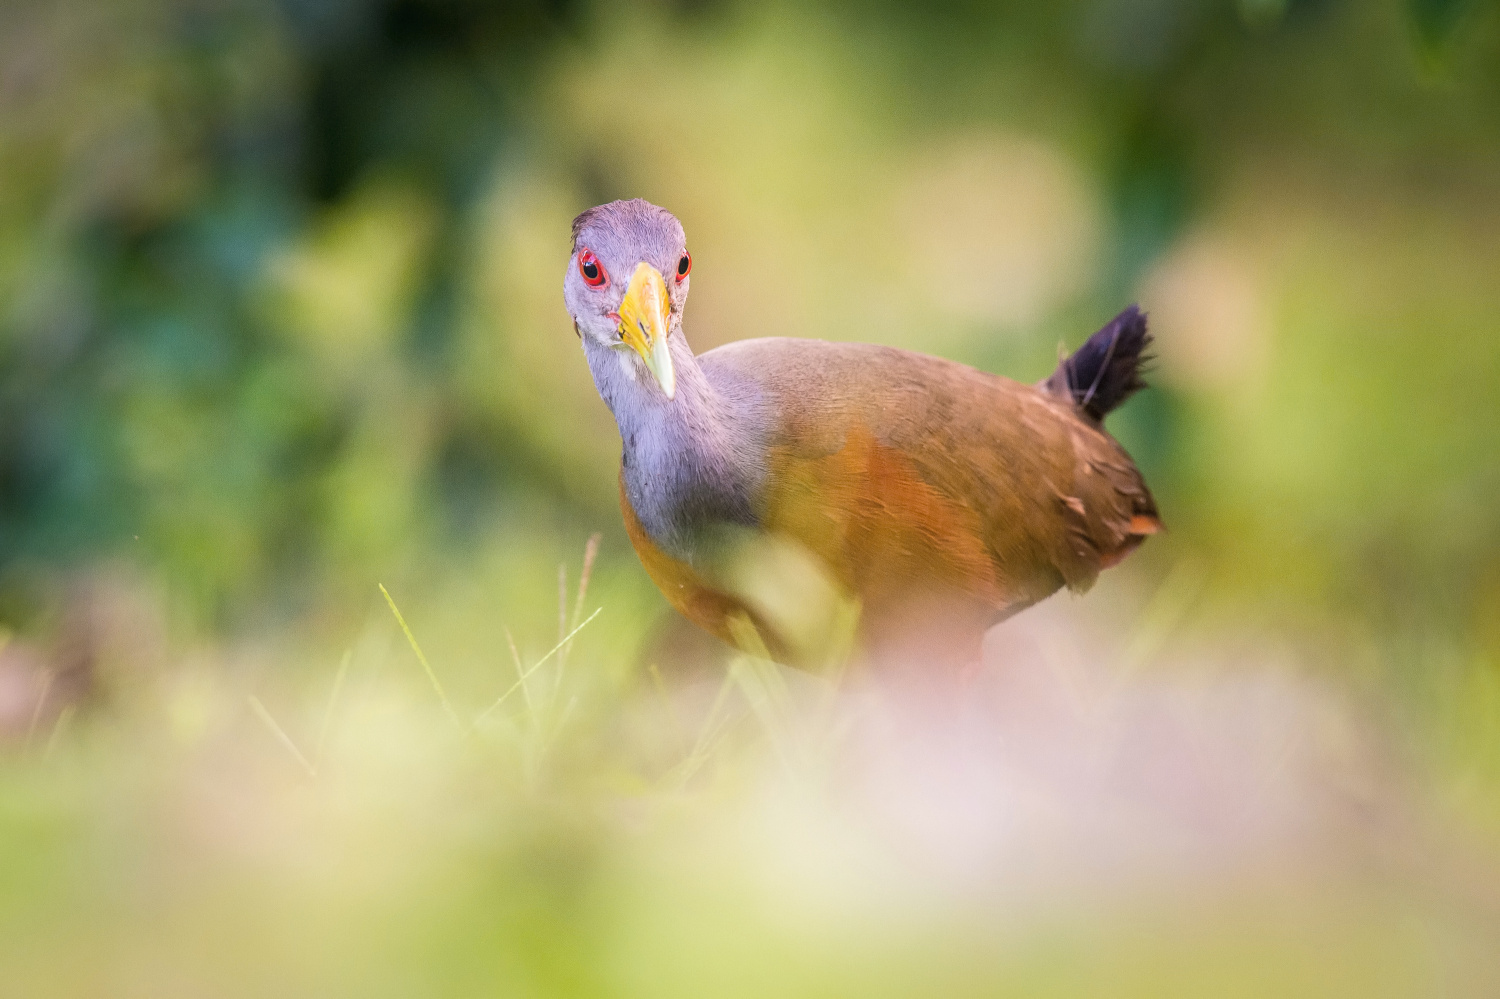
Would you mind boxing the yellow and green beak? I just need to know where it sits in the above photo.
[615,262,675,399]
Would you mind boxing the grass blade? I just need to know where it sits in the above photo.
[504,626,536,717]
[316,648,353,762]
[43,704,75,761]
[570,533,602,630]
[24,670,54,754]
[248,696,317,778]
[557,533,603,692]
[475,607,602,725]
[647,662,686,753]
[379,584,462,731]
[671,663,744,787]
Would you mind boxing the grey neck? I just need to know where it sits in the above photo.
[581,330,760,559]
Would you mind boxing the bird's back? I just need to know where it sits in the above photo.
[698,337,1158,630]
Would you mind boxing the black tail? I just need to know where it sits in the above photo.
[1043,305,1153,423]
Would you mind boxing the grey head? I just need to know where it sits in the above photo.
[563,199,693,401]
[563,199,765,559]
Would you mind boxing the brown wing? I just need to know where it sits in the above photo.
[703,338,1160,621]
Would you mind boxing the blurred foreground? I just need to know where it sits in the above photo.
[3,546,1500,996]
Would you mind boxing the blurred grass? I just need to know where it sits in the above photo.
[1,543,1498,996]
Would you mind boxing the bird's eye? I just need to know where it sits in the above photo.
[676,252,691,281]
[578,249,607,288]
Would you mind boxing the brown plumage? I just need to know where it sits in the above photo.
[563,199,1159,670]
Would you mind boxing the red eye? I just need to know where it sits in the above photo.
[578,249,607,287]
[676,251,691,282]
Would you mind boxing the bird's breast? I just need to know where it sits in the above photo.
[619,427,760,565]
[757,422,1009,608]
[619,472,785,657]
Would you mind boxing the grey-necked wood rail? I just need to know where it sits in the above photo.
[563,199,1160,671]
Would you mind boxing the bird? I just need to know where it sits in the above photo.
[563,198,1160,671]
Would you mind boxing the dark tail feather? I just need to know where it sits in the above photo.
[1043,305,1153,422]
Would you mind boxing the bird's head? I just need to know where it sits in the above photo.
[564,199,692,400]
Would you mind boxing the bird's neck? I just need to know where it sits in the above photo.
[583,330,759,556]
